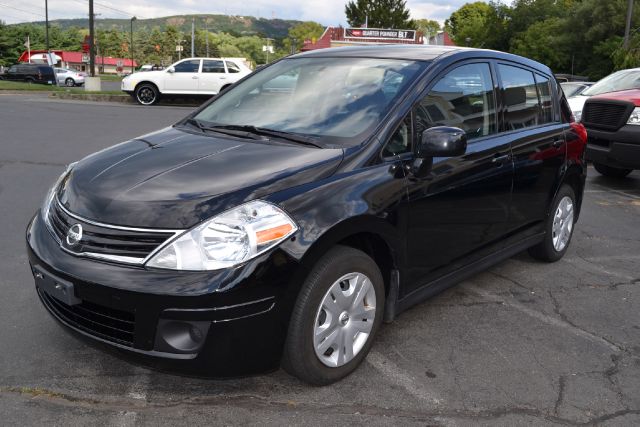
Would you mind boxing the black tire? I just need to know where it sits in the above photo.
[528,185,577,262]
[282,245,385,385]
[25,77,35,83]
[593,162,632,179]
[134,83,159,105]
[65,78,75,87]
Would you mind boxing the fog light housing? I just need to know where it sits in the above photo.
[155,319,211,354]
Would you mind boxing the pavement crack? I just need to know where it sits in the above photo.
[554,375,566,417]
[0,160,67,167]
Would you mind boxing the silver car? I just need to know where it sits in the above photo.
[55,68,86,87]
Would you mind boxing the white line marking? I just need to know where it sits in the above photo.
[367,350,444,407]
[465,283,621,353]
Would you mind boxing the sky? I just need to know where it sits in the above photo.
[1,0,477,26]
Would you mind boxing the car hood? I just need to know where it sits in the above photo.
[568,95,589,113]
[57,127,343,229]
[591,89,640,106]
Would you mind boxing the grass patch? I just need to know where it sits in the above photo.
[97,74,123,82]
[0,80,123,95]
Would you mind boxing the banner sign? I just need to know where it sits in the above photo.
[345,28,416,41]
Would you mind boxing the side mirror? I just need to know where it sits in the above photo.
[410,127,467,178]
[417,126,467,158]
[167,66,175,73]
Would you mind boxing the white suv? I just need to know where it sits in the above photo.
[121,58,252,105]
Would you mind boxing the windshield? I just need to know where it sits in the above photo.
[582,69,640,96]
[193,57,427,146]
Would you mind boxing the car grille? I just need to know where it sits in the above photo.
[47,199,178,264]
[39,288,135,347]
[582,101,633,131]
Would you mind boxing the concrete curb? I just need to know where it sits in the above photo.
[48,92,202,107]
[50,92,133,103]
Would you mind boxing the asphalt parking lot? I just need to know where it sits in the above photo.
[1,93,639,426]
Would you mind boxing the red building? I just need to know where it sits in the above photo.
[18,50,137,74]
[301,27,426,51]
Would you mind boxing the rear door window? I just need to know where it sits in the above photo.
[202,60,226,73]
[498,64,542,130]
[534,73,554,124]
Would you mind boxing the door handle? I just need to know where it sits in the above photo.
[552,138,563,148]
[220,77,227,80]
[192,76,199,79]
[492,153,511,164]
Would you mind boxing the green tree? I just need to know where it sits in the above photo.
[284,21,324,53]
[345,0,413,29]
[414,19,440,38]
[510,17,570,72]
[445,1,495,47]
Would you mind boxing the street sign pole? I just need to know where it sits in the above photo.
[89,0,95,77]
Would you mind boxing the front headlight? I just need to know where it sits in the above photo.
[627,107,640,125]
[146,200,298,271]
[42,162,77,226]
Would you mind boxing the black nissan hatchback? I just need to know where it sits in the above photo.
[27,46,588,385]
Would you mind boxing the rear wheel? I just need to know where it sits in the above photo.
[25,77,35,83]
[529,185,576,262]
[593,162,632,179]
[65,78,75,87]
[282,245,384,385]
[135,83,159,105]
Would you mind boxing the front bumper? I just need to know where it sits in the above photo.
[585,125,640,170]
[27,213,300,376]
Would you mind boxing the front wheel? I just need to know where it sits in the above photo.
[529,185,576,262]
[135,83,159,105]
[65,78,75,87]
[282,245,384,385]
[593,162,632,179]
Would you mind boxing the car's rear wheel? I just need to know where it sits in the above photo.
[65,78,75,87]
[529,185,576,262]
[282,245,384,385]
[25,77,35,83]
[135,83,159,105]
[593,162,632,179]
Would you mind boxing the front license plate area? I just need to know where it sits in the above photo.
[32,265,81,306]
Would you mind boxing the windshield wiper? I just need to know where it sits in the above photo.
[206,124,323,148]
[183,118,265,140]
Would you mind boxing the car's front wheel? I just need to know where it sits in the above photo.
[593,162,632,179]
[65,78,75,87]
[529,185,576,262]
[135,83,159,105]
[282,245,384,385]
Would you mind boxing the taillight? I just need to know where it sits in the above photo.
[570,122,587,146]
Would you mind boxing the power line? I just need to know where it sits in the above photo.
[73,0,144,19]
[0,2,46,18]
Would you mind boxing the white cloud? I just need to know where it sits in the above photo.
[2,0,493,27]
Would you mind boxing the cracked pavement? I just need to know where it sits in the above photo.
[1,94,639,426]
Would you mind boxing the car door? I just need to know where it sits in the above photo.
[163,59,201,93]
[199,60,227,94]
[6,65,19,81]
[403,61,514,295]
[494,63,567,235]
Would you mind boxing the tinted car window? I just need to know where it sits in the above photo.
[202,60,225,73]
[535,74,554,124]
[415,62,496,141]
[382,113,412,157]
[225,61,241,73]
[8,66,17,73]
[174,60,200,73]
[498,64,540,130]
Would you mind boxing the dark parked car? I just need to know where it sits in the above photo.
[582,89,640,178]
[27,46,588,385]
[0,63,55,84]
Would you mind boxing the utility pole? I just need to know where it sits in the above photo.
[624,0,634,49]
[89,0,95,76]
[130,16,137,74]
[44,0,49,52]
[205,19,209,57]
[191,17,195,57]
